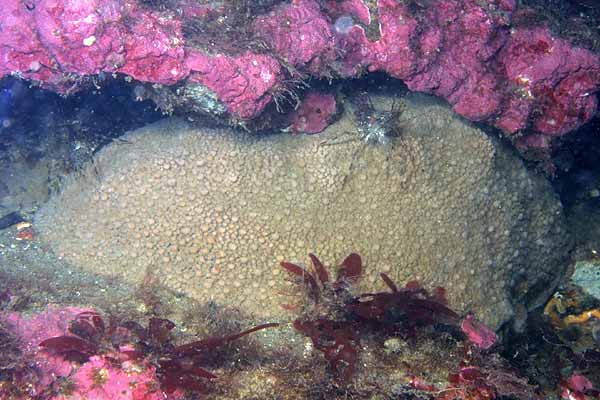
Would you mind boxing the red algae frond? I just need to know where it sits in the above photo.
[280,252,464,383]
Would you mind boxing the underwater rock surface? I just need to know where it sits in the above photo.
[35,97,570,329]
[1,0,598,141]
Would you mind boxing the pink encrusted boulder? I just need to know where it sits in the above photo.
[116,7,187,84]
[368,0,420,79]
[288,91,337,134]
[560,373,598,400]
[329,0,599,142]
[253,0,337,75]
[0,0,282,120]
[515,134,551,152]
[1,0,599,142]
[0,0,59,85]
[185,51,282,120]
[364,0,514,121]
[497,26,600,136]
[0,0,187,91]
[32,0,128,76]
[402,0,513,121]
[330,0,514,119]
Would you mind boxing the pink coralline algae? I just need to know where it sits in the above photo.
[397,0,511,120]
[253,0,599,138]
[498,27,599,136]
[326,0,599,138]
[1,0,599,140]
[253,0,338,75]
[325,0,371,25]
[4,305,95,354]
[1,0,187,88]
[460,314,498,350]
[58,355,179,400]
[2,306,92,395]
[288,91,337,134]
[0,0,278,120]
[560,373,599,400]
[0,306,183,400]
[185,51,282,120]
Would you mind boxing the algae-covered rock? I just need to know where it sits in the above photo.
[34,96,571,329]
[571,260,600,300]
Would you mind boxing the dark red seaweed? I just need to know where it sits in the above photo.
[336,253,362,285]
[159,322,278,393]
[281,252,462,383]
[281,261,321,302]
[172,323,279,357]
[293,319,359,383]
[39,335,97,360]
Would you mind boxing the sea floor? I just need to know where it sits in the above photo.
[2,196,598,399]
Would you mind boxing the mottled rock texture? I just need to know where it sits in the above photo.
[35,97,571,329]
